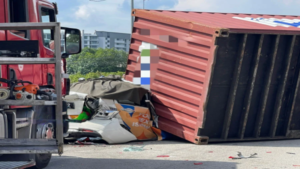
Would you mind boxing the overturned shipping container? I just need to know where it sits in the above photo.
[125,9,300,144]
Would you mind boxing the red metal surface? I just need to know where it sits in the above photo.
[0,0,67,110]
[0,0,5,41]
[125,9,300,144]
[0,0,8,85]
[126,10,217,144]
[133,10,300,35]
[0,0,67,95]
[0,0,7,88]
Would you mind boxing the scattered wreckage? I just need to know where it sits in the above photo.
[63,76,168,144]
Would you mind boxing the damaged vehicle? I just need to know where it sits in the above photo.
[63,76,165,144]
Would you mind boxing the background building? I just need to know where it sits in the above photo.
[45,30,131,52]
[82,30,131,52]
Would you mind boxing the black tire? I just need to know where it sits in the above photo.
[33,154,52,169]
[31,105,56,169]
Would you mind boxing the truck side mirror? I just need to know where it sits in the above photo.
[61,27,82,57]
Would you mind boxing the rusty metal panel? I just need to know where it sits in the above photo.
[125,14,215,144]
[125,10,300,144]
[132,10,300,35]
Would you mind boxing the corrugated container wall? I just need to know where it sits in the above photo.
[125,9,300,144]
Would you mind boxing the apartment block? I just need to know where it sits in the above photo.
[82,30,131,52]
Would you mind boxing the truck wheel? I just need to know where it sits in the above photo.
[32,105,56,169]
[34,154,52,169]
[33,123,54,169]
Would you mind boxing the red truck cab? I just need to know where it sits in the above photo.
[0,1,81,168]
[0,0,69,94]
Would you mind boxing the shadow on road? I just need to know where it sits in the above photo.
[64,138,300,149]
[160,136,300,148]
[213,139,300,147]
[46,157,237,169]
[106,138,300,148]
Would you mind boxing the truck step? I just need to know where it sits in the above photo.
[0,160,35,169]
[0,146,58,154]
[0,139,57,146]
[0,139,58,154]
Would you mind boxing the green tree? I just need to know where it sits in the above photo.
[66,33,80,43]
[69,71,124,83]
[67,47,128,75]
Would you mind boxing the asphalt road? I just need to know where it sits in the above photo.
[47,139,300,169]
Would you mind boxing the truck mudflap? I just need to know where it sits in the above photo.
[0,160,35,169]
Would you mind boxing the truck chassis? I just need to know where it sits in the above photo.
[0,22,63,169]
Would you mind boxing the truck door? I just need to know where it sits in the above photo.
[37,3,66,95]
[38,6,56,87]
[6,0,33,82]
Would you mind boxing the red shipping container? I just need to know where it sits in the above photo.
[125,9,300,144]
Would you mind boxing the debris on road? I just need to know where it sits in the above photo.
[229,152,257,159]
[157,155,170,158]
[123,146,145,152]
[75,141,95,145]
[194,162,203,165]
[229,156,241,159]
[78,137,102,142]
[66,78,170,145]
[73,137,102,145]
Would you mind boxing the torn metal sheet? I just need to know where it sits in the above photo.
[69,118,137,144]
[229,152,257,159]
